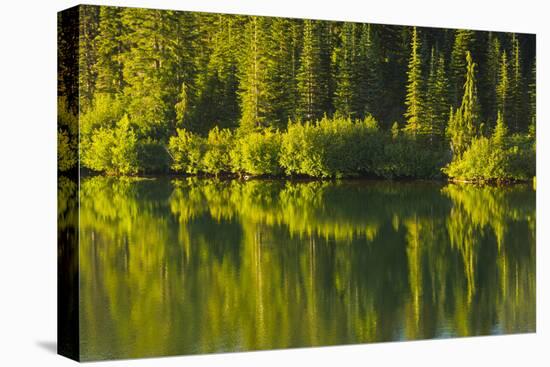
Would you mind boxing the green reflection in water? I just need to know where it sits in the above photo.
[78,177,535,360]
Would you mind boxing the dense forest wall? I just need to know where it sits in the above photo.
[58,5,536,181]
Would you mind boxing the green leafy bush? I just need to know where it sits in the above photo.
[443,126,535,182]
[168,128,206,174]
[203,127,234,175]
[231,129,282,176]
[82,115,139,175]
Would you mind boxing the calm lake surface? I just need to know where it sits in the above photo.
[76,176,535,360]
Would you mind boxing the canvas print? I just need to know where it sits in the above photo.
[58,4,536,362]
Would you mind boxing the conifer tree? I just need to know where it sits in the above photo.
[238,16,270,131]
[496,51,510,126]
[425,48,449,143]
[356,24,382,119]
[264,18,300,128]
[334,22,358,117]
[404,27,424,136]
[528,60,536,132]
[510,34,523,131]
[450,29,475,106]
[79,6,100,111]
[297,20,326,121]
[447,51,479,156]
[96,6,125,95]
[483,32,501,127]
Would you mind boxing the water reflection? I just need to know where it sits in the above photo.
[78,177,535,360]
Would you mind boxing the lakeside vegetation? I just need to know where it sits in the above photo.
[58,6,536,182]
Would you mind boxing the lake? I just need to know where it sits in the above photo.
[74,176,535,360]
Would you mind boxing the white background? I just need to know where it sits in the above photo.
[0,0,547,365]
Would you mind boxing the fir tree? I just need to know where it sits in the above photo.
[404,27,424,136]
[96,6,125,95]
[483,32,501,127]
[447,51,479,156]
[238,16,270,131]
[334,22,358,117]
[450,29,475,106]
[356,24,382,119]
[510,34,523,131]
[297,20,326,121]
[79,6,100,111]
[496,51,510,126]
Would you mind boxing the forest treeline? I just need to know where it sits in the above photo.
[58,5,536,181]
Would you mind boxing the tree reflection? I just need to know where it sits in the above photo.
[78,177,535,360]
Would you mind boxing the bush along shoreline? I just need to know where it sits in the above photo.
[72,112,534,184]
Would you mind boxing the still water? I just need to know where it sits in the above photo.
[74,177,535,360]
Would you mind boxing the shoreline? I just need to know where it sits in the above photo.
[76,170,534,187]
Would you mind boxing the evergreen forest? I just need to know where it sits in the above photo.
[58,5,536,182]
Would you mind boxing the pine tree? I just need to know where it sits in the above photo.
[483,32,501,127]
[496,51,510,126]
[528,60,536,132]
[450,29,475,106]
[334,22,358,117]
[79,5,100,111]
[264,18,300,128]
[447,51,479,156]
[425,48,449,143]
[238,16,270,131]
[96,6,125,95]
[403,27,424,136]
[297,20,327,121]
[493,110,507,148]
[509,34,523,131]
[356,24,382,119]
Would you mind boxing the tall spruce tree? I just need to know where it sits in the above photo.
[238,16,270,131]
[528,59,536,132]
[264,18,300,128]
[297,20,327,121]
[450,29,475,106]
[447,51,479,156]
[79,6,100,111]
[404,27,424,136]
[496,51,510,126]
[510,34,523,131]
[483,32,501,127]
[96,6,125,95]
[356,24,382,119]
[425,48,449,143]
[334,22,358,117]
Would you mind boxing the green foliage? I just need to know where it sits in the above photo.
[404,27,424,136]
[297,20,329,121]
[447,52,479,157]
[58,97,78,172]
[58,130,77,172]
[231,129,282,176]
[168,128,206,174]
[281,116,379,178]
[444,112,535,181]
[83,115,139,175]
[68,8,535,180]
[203,127,234,175]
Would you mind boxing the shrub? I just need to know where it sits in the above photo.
[82,115,139,175]
[168,128,206,174]
[281,116,381,178]
[203,127,234,175]
[443,133,535,182]
[231,129,282,176]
